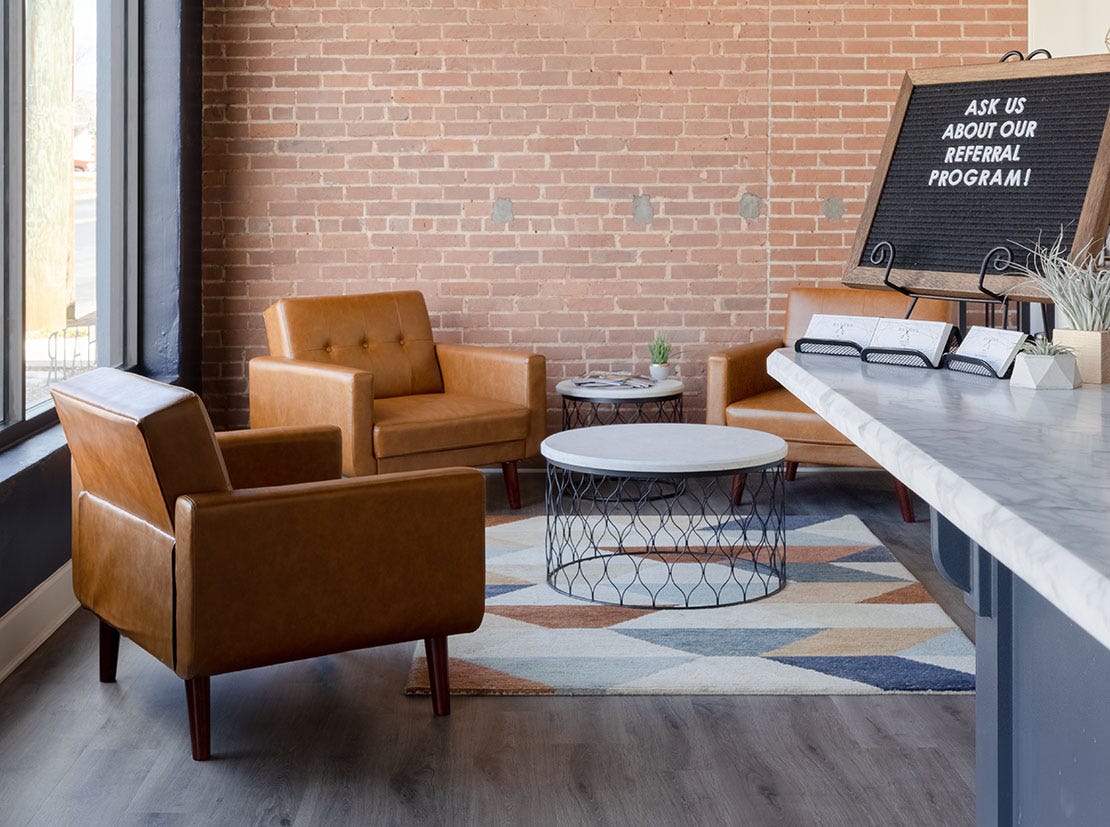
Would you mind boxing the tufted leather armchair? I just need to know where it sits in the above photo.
[706,287,954,522]
[52,368,486,761]
[249,291,546,508]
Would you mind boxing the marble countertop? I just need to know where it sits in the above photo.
[541,423,787,474]
[768,348,1110,650]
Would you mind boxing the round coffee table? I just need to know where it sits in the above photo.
[556,378,684,428]
[541,423,788,609]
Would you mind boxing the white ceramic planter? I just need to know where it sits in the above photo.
[649,363,673,381]
[1051,328,1109,384]
[1010,352,1082,390]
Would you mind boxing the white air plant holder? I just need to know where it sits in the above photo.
[1010,352,1082,389]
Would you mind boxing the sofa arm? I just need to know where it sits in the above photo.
[705,339,784,425]
[216,426,343,490]
[436,344,547,456]
[173,467,486,679]
[249,356,376,477]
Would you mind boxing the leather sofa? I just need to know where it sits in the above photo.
[52,368,486,760]
[706,287,954,522]
[250,290,546,508]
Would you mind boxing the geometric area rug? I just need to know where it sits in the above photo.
[406,514,975,696]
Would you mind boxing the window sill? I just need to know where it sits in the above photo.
[0,425,68,488]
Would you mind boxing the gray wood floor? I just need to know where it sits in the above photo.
[0,468,974,826]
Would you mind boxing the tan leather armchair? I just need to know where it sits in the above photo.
[706,287,954,522]
[52,368,485,761]
[249,290,545,509]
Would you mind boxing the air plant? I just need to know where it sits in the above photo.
[1010,233,1110,331]
[1019,334,1074,357]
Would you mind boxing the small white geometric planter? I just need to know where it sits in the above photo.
[1010,353,1082,390]
[649,363,674,381]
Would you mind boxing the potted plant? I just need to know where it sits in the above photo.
[1010,335,1082,390]
[648,332,673,381]
[1013,235,1110,383]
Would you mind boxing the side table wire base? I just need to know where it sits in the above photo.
[561,395,683,429]
[545,463,786,609]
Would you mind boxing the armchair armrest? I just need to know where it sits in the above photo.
[173,467,486,679]
[705,339,784,425]
[249,356,376,477]
[436,344,547,455]
[216,426,342,490]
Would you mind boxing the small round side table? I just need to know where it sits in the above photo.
[556,378,684,429]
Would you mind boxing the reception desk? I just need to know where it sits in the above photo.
[767,349,1110,827]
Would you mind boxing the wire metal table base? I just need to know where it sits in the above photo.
[561,394,683,429]
[545,462,786,609]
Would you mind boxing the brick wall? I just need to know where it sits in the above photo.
[202,0,1027,431]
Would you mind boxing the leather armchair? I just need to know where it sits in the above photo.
[249,290,546,508]
[706,287,954,522]
[52,368,485,761]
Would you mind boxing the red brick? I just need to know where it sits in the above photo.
[202,0,1027,429]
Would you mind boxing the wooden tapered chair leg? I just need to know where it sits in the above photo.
[893,478,916,523]
[98,620,120,683]
[784,461,799,482]
[730,473,746,506]
[184,676,211,761]
[425,636,451,717]
[501,460,522,510]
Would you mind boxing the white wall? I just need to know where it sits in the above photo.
[1029,0,1110,57]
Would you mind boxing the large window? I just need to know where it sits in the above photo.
[2,0,134,446]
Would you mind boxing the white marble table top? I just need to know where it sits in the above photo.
[767,348,1110,650]
[555,377,684,401]
[541,423,787,474]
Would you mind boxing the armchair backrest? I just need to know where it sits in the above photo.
[52,368,231,534]
[783,287,954,347]
[263,291,444,398]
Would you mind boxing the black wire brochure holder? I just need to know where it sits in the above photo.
[793,338,864,358]
[860,325,962,370]
[940,352,1010,379]
[940,331,1032,379]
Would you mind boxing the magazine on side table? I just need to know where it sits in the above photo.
[571,372,656,389]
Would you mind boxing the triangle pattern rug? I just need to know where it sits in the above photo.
[406,514,975,696]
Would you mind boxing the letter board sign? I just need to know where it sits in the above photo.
[844,55,1110,302]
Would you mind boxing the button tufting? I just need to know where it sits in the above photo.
[324,344,333,353]
[361,340,369,349]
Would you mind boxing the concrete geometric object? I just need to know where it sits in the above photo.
[1010,352,1083,389]
[1051,328,1110,384]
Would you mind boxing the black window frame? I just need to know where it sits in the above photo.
[0,0,138,451]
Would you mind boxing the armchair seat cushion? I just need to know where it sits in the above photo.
[373,393,530,458]
[725,388,849,446]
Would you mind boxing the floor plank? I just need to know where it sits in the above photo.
[0,467,974,826]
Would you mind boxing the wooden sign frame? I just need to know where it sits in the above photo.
[844,55,1110,303]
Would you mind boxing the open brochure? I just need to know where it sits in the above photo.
[950,326,1027,376]
[867,318,954,368]
[802,314,954,367]
[803,314,880,349]
[572,372,656,389]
